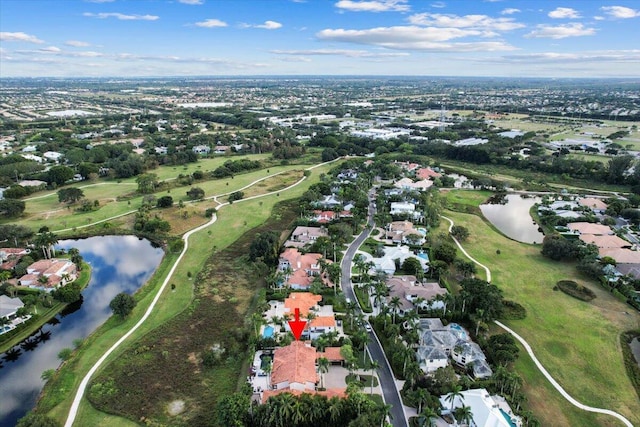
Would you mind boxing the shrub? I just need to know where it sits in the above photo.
[556,280,596,301]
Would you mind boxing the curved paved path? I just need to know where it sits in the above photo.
[63,158,342,426]
[443,215,633,427]
[441,215,491,283]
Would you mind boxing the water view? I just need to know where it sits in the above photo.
[480,194,545,244]
[0,235,164,427]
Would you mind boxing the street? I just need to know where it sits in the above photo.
[340,191,409,427]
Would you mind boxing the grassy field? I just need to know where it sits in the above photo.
[12,163,312,234]
[37,161,342,426]
[440,201,640,426]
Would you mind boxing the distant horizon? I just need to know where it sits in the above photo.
[1,74,639,81]
[1,0,639,78]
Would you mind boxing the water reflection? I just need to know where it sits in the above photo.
[480,194,545,244]
[0,235,163,427]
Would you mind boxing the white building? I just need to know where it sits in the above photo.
[439,388,522,427]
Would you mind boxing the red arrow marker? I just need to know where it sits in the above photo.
[288,308,307,341]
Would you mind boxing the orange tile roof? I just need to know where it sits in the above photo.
[567,222,613,235]
[284,292,322,316]
[578,198,608,210]
[270,341,318,387]
[579,234,630,248]
[317,347,344,362]
[309,316,336,328]
[416,167,442,180]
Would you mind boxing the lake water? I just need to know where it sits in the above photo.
[0,235,164,427]
[480,194,545,244]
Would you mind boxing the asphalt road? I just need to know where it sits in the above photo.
[340,191,409,427]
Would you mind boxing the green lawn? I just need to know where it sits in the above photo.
[443,207,640,426]
[39,160,343,426]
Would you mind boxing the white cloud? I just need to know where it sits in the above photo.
[83,12,159,21]
[255,20,283,30]
[601,6,640,19]
[594,16,605,21]
[493,50,640,63]
[194,18,227,27]
[525,23,595,39]
[316,26,517,51]
[0,31,44,44]
[178,0,204,4]
[65,40,91,47]
[271,48,409,57]
[39,46,61,53]
[408,12,525,31]
[548,7,581,19]
[430,2,446,8]
[501,8,520,15]
[335,0,410,13]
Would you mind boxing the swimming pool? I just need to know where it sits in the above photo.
[449,323,468,340]
[500,409,518,427]
[263,325,274,338]
[417,251,429,261]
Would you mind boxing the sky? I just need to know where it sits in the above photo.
[0,0,639,78]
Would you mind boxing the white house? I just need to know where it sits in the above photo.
[439,388,522,427]
[0,295,24,320]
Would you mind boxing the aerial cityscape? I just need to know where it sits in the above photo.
[0,1,639,427]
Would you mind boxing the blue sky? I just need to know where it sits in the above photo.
[1,0,639,77]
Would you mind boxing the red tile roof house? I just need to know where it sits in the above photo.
[278,248,332,290]
[18,259,77,292]
[260,341,346,403]
[311,210,336,224]
[270,341,318,392]
[415,167,442,180]
[0,248,30,271]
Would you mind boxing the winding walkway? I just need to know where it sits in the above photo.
[441,215,491,283]
[442,214,634,427]
[63,158,342,426]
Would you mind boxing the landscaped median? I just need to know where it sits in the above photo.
[440,205,640,427]
[32,160,343,426]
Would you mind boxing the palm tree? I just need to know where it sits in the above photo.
[34,231,58,259]
[454,404,473,426]
[368,359,379,395]
[317,356,329,389]
[389,296,402,323]
[445,384,464,412]
[415,388,429,414]
[378,403,393,427]
[263,360,273,390]
[418,407,438,427]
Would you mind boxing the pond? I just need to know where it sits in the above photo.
[0,235,164,427]
[480,194,545,244]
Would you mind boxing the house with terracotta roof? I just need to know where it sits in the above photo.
[307,315,338,340]
[270,341,318,392]
[567,222,613,235]
[278,248,332,289]
[416,167,442,180]
[316,347,345,365]
[578,197,608,213]
[579,234,630,249]
[0,248,30,270]
[19,258,77,291]
[284,292,322,316]
[599,248,640,264]
[310,210,336,224]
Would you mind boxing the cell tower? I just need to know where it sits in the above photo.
[439,104,446,132]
